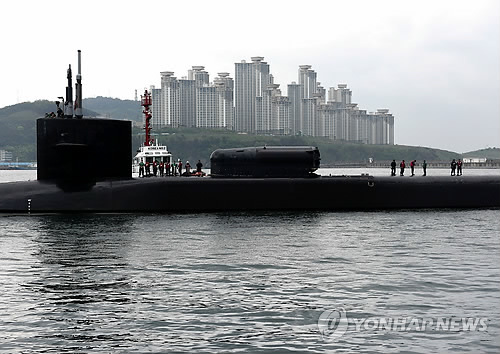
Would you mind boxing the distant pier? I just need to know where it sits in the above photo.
[326,161,500,169]
[0,162,37,170]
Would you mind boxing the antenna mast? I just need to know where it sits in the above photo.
[74,50,83,118]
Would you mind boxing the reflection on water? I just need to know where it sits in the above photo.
[0,210,499,353]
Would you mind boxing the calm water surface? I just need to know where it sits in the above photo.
[0,170,499,353]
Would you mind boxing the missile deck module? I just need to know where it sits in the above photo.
[210,146,320,178]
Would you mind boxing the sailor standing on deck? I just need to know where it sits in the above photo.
[390,160,396,176]
[56,101,64,118]
[451,159,457,176]
[410,160,416,177]
[457,159,463,176]
[139,159,145,178]
[177,160,182,176]
[153,160,158,177]
[400,160,406,176]
[196,160,203,173]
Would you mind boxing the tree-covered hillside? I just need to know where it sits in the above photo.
[0,100,98,161]
[1,99,461,163]
[83,97,142,121]
[463,147,500,159]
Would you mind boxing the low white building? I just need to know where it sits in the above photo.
[463,157,487,163]
[0,150,13,162]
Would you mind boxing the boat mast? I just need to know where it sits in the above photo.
[141,89,153,146]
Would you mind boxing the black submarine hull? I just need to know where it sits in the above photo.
[13,54,497,214]
[1,175,499,213]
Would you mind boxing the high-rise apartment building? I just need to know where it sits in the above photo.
[234,57,272,133]
[158,71,180,128]
[151,67,234,130]
[150,85,163,128]
[369,109,394,144]
[178,78,196,128]
[316,82,326,104]
[234,60,254,132]
[196,85,218,128]
[318,101,341,140]
[256,82,290,134]
[197,71,235,129]
[328,84,352,105]
[234,57,290,135]
[189,66,210,86]
[272,94,290,135]
[299,65,317,99]
[149,57,394,145]
[214,72,234,130]
[297,65,318,136]
[287,82,301,135]
[327,84,352,140]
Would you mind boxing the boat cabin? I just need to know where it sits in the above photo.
[132,143,172,173]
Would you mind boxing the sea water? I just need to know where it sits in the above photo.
[0,170,499,353]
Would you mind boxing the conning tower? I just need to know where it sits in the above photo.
[37,50,131,187]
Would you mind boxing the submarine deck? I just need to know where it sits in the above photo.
[0,175,499,213]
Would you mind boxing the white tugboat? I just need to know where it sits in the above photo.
[132,141,172,174]
[132,90,172,174]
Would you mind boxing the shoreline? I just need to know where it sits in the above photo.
[325,163,500,169]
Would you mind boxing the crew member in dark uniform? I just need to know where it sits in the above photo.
[400,160,405,176]
[153,160,158,177]
[196,160,203,173]
[451,159,457,176]
[457,159,463,176]
[390,160,396,176]
[56,101,64,117]
[177,160,182,176]
[422,160,427,176]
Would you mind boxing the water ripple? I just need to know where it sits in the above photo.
[0,210,499,353]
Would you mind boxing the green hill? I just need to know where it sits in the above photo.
[0,100,99,161]
[463,147,500,159]
[83,96,142,121]
[1,99,461,163]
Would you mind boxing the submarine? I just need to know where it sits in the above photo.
[0,51,499,213]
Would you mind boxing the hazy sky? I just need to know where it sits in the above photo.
[1,0,498,152]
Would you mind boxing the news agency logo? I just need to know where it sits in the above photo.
[317,308,348,341]
[317,309,488,341]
